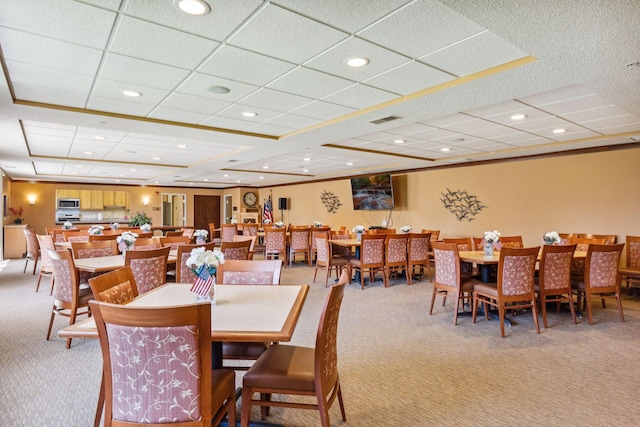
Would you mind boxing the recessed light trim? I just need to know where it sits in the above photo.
[84,151,93,155]
[346,162,353,166]
[303,157,311,162]
[242,112,257,117]
[175,0,211,16]
[121,90,142,97]
[177,144,188,148]
[346,57,369,68]
[94,135,106,140]
[394,139,405,144]
[441,147,451,152]
[553,128,566,134]
[510,114,527,121]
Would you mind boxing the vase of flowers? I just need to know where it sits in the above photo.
[401,225,412,234]
[313,221,323,228]
[193,229,208,244]
[88,225,104,235]
[9,207,23,224]
[187,247,225,303]
[274,221,285,228]
[483,230,501,255]
[263,219,271,225]
[352,225,365,241]
[111,222,119,231]
[139,223,151,233]
[116,231,138,254]
[231,217,238,224]
[543,231,561,245]
[62,221,74,230]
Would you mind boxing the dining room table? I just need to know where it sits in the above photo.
[72,251,177,273]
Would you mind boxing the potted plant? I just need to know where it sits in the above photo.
[129,211,152,227]
[9,207,23,224]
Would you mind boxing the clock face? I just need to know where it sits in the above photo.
[243,191,257,206]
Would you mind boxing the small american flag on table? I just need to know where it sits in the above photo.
[190,267,213,298]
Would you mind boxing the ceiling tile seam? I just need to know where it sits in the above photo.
[322,144,435,161]
[28,154,188,169]
[514,100,618,135]
[221,168,310,177]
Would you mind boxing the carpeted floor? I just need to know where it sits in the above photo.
[2,257,640,426]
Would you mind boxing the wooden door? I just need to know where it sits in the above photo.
[194,195,220,237]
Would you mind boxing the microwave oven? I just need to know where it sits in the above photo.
[58,198,80,209]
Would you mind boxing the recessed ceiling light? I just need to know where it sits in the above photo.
[303,169,309,173]
[94,136,106,140]
[346,57,369,67]
[441,147,451,152]
[242,112,257,117]
[205,85,230,94]
[152,157,161,160]
[75,165,83,168]
[263,165,269,169]
[394,139,405,144]
[72,172,78,175]
[121,90,142,97]
[115,179,120,182]
[177,144,188,148]
[203,178,209,181]
[303,157,311,161]
[223,174,229,177]
[236,180,241,183]
[84,151,93,155]
[130,168,136,172]
[154,181,159,184]
[346,162,353,166]
[120,174,125,177]
[175,0,211,16]
[259,176,264,180]
[553,128,566,134]
[510,114,527,121]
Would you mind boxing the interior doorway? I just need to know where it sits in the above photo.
[223,195,233,224]
[161,193,186,227]
[194,195,220,235]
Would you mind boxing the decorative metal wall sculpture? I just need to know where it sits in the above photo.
[440,188,486,221]
[320,190,342,214]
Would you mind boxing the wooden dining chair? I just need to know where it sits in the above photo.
[407,232,432,283]
[569,236,606,276]
[124,246,171,295]
[329,230,353,259]
[422,229,440,240]
[129,237,158,250]
[164,230,183,237]
[384,233,409,286]
[264,227,287,267]
[288,226,311,266]
[430,242,480,325]
[535,244,577,328]
[64,230,89,242]
[159,235,191,249]
[23,228,40,275]
[36,234,56,294]
[47,249,92,348]
[349,233,386,289]
[220,239,252,260]
[582,233,617,244]
[90,301,236,427]
[88,266,139,304]
[175,242,215,282]
[221,223,238,242]
[619,235,640,294]
[472,246,541,337]
[571,243,625,324]
[443,237,474,275]
[310,226,331,265]
[70,240,119,284]
[241,272,348,427]
[208,222,222,245]
[314,232,351,287]
[496,235,524,250]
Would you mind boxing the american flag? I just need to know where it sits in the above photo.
[263,194,274,223]
[190,267,213,298]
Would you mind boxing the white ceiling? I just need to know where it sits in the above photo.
[0,0,639,188]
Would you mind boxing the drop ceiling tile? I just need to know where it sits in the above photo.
[518,84,595,107]
[86,96,157,117]
[488,131,544,144]
[200,45,296,86]
[464,126,520,139]
[575,115,640,131]
[322,84,396,109]
[595,123,640,134]
[229,4,347,63]
[92,78,170,105]
[159,92,231,115]
[420,112,475,128]
[508,136,559,147]
[548,129,601,141]
[421,31,528,77]
[7,61,94,101]
[409,127,462,141]
[358,0,484,58]
[100,53,191,90]
[0,0,116,48]
[246,122,296,136]
[464,100,529,118]
[178,73,259,102]
[509,116,571,132]
[264,114,323,130]
[268,67,354,99]
[289,100,356,120]
[216,104,282,122]
[239,88,313,112]
[147,107,212,124]
[565,106,636,125]
[535,94,612,116]
[110,16,217,69]
[440,118,502,134]
[199,115,256,131]
[386,123,436,135]
[476,107,553,126]
[363,61,454,95]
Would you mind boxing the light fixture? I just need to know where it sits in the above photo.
[84,151,93,155]
[510,114,527,121]
[152,157,161,160]
[553,128,566,134]
[394,139,405,144]
[346,162,353,166]
[259,176,264,180]
[303,157,311,161]
[121,90,142,97]
[441,147,451,152]
[94,136,106,140]
[303,169,309,173]
[142,197,150,206]
[346,57,369,67]
[177,144,188,148]
[27,195,36,205]
[205,85,230,94]
[175,0,211,16]
[242,112,257,117]
[263,165,269,169]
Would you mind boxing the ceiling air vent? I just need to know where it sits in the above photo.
[227,159,239,163]
[369,115,401,125]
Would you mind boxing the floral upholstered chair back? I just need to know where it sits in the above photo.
[289,227,310,252]
[125,247,170,295]
[385,234,408,264]
[243,224,259,236]
[408,233,430,263]
[539,245,576,291]
[89,267,138,305]
[222,271,275,285]
[221,241,250,260]
[361,235,384,265]
[499,250,538,297]
[265,228,286,252]
[570,237,607,275]
[50,250,77,304]
[221,224,238,242]
[218,260,282,285]
[37,234,55,273]
[315,233,330,264]
[627,237,640,269]
[315,281,347,396]
[24,228,40,260]
[586,244,624,289]
[498,236,523,250]
[432,243,459,288]
[130,238,158,251]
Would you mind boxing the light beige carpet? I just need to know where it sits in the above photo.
[1,258,640,426]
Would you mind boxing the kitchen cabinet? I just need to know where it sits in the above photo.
[79,190,105,210]
[103,190,129,208]
[56,189,80,199]
[79,190,92,209]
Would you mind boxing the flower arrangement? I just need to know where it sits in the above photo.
[139,223,151,233]
[352,225,365,234]
[129,211,152,227]
[263,219,271,225]
[186,247,225,276]
[274,221,285,228]
[193,229,208,240]
[116,231,138,249]
[543,231,561,245]
[401,225,412,233]
[63,221,74,230]
[111,222,119,231]
[9,207,23,223]
[88,225,104,235]
[483,230,501,243]
[313,221,323,228]
[231,217,238,224]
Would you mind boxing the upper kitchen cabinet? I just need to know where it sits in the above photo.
[103,190,130,209]
[79,190,106,210]
[56,189,80,199]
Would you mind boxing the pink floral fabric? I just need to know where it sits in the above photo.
[588,251,620,288]
[501,241,522,249]
[501,254,536,296]
[68,235,90,242]
[179,252,198,283]
[434,248,457,287]
[243,225,259,236]
[52,256,74,302]
[266,230,286,251]
[330,234,352,257]
[98,281,136,304]
[541,251,573,290]
[290,230,310,250]
[25,230,39,258]
[222,271,275,284]
[221,226,237,242]
[37,235,55,272]
[129,256,166,294]
[77,247,114,259]
[105,324,202,423]
[361,239,384,264]
[630,241,640,268]
[132,244,157,251]
[315,237,329,263]
[386,237,407,263]
[223,247,249,260]
[408,236,429,262]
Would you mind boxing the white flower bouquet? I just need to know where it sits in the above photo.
[193,229,208,241]
[116,231,138,249]
[231,217,238,224]
[62,221,73,230]
[186,247,225,276]
[111,222,119,230]
[88,225,104,235]
[263,219,271,225]
[139,223,151,233]
[401,225,412,233]
[274,221,285,228]
[352,225,366,234]
[543,231,561,245]
[483,230,501,243]
[313,221,323,228]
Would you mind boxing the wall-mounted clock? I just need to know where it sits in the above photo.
[243,191,257,207]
